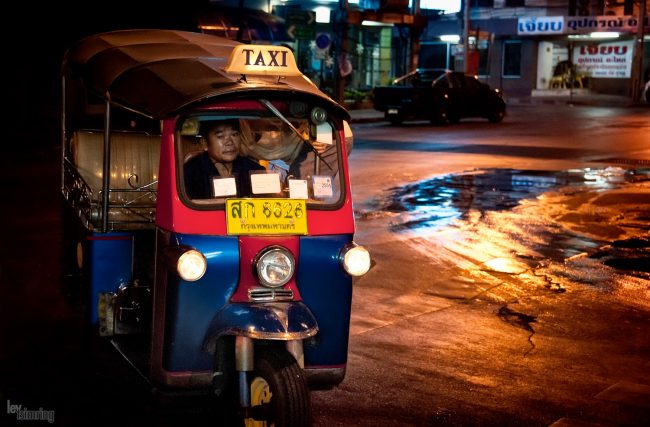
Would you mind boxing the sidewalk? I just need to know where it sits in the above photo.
[347,93,649,123]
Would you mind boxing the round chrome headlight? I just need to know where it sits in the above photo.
[256,247,295,288]
[341,244,371,277]
[177,249,207,282]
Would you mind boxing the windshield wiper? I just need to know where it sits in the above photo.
[258,98,332,170]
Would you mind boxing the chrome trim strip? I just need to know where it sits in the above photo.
[248,287,294,302]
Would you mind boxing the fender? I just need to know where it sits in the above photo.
[203,302,318,353]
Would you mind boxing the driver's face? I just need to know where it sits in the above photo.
[205,124,241,163]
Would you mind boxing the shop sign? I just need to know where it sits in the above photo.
[286,10,316,26]
[566,15,649,34]
[288,26,316,39]
[573,40,634,78]
[518,16,564,35]
[287,10,316,40]
[518,15,649,35]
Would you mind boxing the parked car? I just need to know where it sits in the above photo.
[372,71,506,125]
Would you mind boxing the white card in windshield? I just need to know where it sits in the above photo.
[212,177,237,197]
[251,172,281,194]
[289,179,308,199]
[312,175,333,198]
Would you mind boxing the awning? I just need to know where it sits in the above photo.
[197,6,293,43]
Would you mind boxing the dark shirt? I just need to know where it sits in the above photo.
[183,152,264,199]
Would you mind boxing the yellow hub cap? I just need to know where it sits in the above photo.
[245,376,273,427]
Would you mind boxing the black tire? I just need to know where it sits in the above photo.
[245,349,311,427]
[430,106,448,125]
[488,106,505,123]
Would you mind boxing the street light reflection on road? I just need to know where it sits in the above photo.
[356,166,650,309]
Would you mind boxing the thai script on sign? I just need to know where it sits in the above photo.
[518,15,649,35]
[566,15,648,33]
[229,200,304,220]
[518,17,564,35]
[574,40,634,78]
[226,198,308,235]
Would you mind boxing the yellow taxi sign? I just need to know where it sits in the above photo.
[224,45,302,77]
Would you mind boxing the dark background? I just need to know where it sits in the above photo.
[1,3,220,425]
[6,0,207,150]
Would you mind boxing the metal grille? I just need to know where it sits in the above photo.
[248,288,294,302]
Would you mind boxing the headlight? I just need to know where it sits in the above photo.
[177,249,207,281]
[256,247,295,288]
[341,244,371,276]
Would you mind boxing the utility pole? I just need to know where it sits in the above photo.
[333,0,349,104]
[631,0,647,103]
[463,0,470,72]
[411,0,421,71]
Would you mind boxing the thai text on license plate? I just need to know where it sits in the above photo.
[226,199,308,235]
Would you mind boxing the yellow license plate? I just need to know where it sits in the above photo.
[226,199,308,235]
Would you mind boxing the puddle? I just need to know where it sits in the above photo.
[591,237,650,275]
[369,167,650,294]
[383,167,646,233]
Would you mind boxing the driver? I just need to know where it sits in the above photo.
[183,119,263,199]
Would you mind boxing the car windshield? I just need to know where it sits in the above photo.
[177,105,343,208]
[393,69,447,87]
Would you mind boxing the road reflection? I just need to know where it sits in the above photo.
[361,167,650,309]
[384,167,643,234]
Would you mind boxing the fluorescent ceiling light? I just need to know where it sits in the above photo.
[419,0,461,13]
[440,35,460,43]
[589,32,620,39]
[314,7,330,24]
[362,20,393,26]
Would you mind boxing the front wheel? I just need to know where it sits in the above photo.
[487,104,506,123]
[430,106,448,125]
[245,349,311,427]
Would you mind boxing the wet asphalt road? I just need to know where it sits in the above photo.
[1,103,649,426]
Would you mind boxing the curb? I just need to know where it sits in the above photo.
[349,114,385,124]
[348,98,649,123]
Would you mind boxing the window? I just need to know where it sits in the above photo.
[177,102,344,209]
[419,43,450,69]
[502,41,522,78]
[505,0,525,6]
[472,0,494,6]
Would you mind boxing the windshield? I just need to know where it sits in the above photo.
[177,101,343,208]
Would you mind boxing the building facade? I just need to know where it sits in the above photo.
[198,1,649,100]
[419,0,649,98]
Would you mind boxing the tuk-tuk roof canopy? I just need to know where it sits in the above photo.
[63,29,348,120]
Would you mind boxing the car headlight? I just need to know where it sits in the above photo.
[340,244,371,276]
[177,249,207,281]
[256,247,295,288]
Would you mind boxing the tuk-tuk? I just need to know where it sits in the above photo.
[60,29,370,425]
